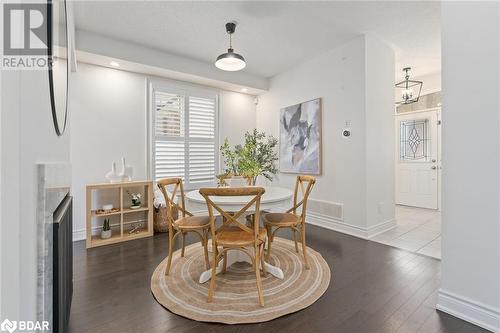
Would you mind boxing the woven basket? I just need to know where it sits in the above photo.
[153,205,178,233]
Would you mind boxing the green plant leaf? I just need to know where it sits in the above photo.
[219,129,278,183]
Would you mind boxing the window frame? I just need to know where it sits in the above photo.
[148,78,219,190]
[399,118,430,162]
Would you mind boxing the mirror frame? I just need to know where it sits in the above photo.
[47,0,70,136]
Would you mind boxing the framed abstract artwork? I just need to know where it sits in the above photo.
[279,98,322,174]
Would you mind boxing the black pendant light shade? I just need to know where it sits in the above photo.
[215,22,246,71]
[395,67,423,105]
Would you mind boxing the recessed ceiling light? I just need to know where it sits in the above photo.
[110,61,120,67]
[241,88,248,92]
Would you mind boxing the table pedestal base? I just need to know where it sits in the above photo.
[198,243,284,284]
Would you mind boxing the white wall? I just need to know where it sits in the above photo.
[70,62,256,240]
[0,56,2,317]
[416,72,441,95]
[219,91,257,147]
[438,2,500,332]
[1,71,21,322]
[365,35,396,230]
[1,69,71,322]
[70,63,148,240]
[256,35,395,238]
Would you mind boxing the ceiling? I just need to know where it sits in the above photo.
[73,1,441,80]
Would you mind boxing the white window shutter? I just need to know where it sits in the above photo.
[154,141,185,181]
[153,91,186,182]
[152,86,217,188]
[188,141,215,184]
[187,96,216,185]
[155,92,184,138]
[189,96,216,139]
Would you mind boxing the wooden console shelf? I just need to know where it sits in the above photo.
[86,181,154,249]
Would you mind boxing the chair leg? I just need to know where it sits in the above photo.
[293,228,299,253]
[165,231,176,275]
[265,224,273,261]
[207,245,218,303]
[301,224,310,270]
[202,229,210,270]
[260,243,267,277]
[246,214,254,228]
[181,232,186,257]
[254,246,265,307]
[222,250,227,273]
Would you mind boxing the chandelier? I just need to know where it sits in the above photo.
[395,67,423,105]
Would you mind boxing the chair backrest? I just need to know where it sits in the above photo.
[157,178,193,229]
[216,173,252,187]
[289,175,316,220]
[199,187,265,245]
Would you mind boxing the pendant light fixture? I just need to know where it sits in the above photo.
[215,22,246,71]
[395,67,423,105]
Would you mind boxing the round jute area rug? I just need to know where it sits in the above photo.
[151,237,331,324]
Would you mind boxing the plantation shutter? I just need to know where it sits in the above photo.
[153,86,217,188]
[188,96,216,185]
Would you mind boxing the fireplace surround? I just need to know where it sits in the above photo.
[37,163,72,333]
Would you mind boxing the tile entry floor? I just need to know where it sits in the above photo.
[370,205,441,259]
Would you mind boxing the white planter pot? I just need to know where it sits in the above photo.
[227,176,248,187]
[101,230,112,239]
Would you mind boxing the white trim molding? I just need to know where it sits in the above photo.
[306,212,396,240]
[437,289,500,332]
[73,229,86,242]
[73,212,397,242]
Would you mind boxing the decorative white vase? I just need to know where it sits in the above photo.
[119,157,133,182]
[105,162,122,183]
[101,230,112,239]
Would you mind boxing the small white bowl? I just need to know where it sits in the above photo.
[102,204,114,210]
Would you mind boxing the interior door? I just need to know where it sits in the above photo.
[396,110,439,209]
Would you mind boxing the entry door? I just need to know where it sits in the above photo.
[396,110,440,209]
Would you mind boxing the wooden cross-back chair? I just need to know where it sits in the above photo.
[216,173,252,187]
[262,175,316,269]
[157,178,210,275]
[216,174,260,225]
[199,187,267,307]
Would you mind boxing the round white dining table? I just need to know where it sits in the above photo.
[185,186,293,284]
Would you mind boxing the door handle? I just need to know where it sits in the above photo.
[431,166,437,170]
[431,159,437,163]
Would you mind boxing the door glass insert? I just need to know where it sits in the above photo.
[400,119,429,161]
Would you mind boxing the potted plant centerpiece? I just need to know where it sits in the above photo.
[219,129,278,186]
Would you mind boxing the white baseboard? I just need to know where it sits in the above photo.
[306,212,396,239]
[367,218,397,238]
[73,211,396,243]
[73,228,86,242]
[437,289,500,332]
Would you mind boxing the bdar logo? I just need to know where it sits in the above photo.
[0,319,17,333]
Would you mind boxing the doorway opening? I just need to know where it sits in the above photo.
[372,92,442,259]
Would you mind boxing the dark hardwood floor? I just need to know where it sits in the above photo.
[70,225,488,333]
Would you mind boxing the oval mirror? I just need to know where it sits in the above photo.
[48,0,69,136]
